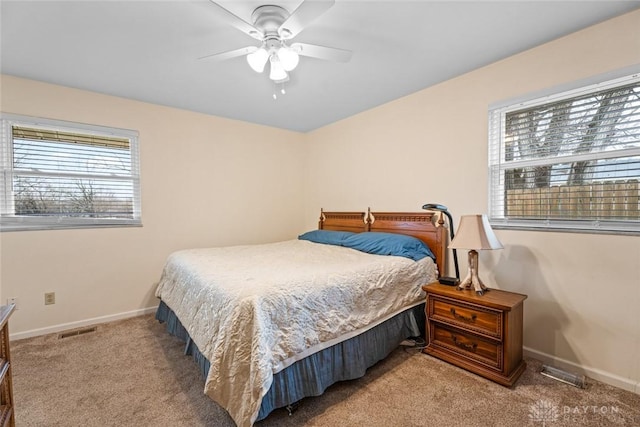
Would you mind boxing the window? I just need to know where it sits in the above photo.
[488,71,640,234]
[1,114,141,231]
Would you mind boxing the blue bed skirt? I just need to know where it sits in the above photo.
[155,301,425,421]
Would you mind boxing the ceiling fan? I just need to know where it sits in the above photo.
[200,0,352,83]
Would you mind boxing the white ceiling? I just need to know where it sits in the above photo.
[2,1,639,133]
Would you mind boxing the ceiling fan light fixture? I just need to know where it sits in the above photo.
[204,0,351,90]
[269,55,288,81]
[246,47,269,73]
[277,47,299,71]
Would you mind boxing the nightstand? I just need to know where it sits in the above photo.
[422,282,527,386]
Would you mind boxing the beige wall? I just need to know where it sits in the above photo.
[305,10,640,392]
[0,76,306,335]
[1,9,639,394]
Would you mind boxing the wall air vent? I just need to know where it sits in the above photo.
[58,326,97,339]
[540,364,586,389]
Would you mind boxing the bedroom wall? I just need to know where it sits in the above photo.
[304,10,640,394]
[0,76,306,336]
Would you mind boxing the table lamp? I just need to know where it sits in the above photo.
[449,214,503,295]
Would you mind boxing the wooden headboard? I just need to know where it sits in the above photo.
[319,209,448,277]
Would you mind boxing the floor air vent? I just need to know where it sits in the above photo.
[58,326,97,339]
[540,364,586,389]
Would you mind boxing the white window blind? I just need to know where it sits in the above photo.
[488,72,640,234]
[1,114,141,231]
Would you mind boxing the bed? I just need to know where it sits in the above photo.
[155,210,447,426]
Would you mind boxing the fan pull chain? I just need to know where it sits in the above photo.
[273,82,287,100]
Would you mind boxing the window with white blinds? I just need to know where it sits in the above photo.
[488,72,640,234]
[1,114,141,231]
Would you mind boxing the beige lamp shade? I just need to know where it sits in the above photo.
[449,214,503,250]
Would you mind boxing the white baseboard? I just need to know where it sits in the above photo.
[9,306,158,341]
[524,346,640,395]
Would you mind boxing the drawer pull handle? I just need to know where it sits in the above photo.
[451,334,478,352]
[450,308,477,323]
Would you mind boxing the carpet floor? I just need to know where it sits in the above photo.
[11,314,640,426]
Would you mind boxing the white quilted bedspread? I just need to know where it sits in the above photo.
[155,239,437,427]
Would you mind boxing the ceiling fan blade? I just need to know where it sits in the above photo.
[278,0,335,39]
[198,46,258,61]
[291,42,352,63]
[208,1,264,41]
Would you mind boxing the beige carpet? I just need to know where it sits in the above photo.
[11,314,640,426]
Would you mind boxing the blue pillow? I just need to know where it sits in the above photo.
[298,230,355,246]
[342,232,435,262]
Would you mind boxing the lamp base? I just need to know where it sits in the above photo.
[457,250,488,296]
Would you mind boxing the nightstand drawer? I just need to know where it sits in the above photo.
[429,295,502,339]
[432,324,502,370]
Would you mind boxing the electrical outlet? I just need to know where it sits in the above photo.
[44,292,56,305]
[7,297,19,310]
